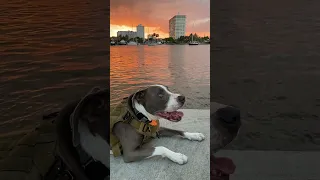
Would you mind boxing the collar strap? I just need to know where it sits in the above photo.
[134,110,149,123]
[130,94,150,123]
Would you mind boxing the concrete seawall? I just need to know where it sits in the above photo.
[0,109,210,180]
[0,121,57,180]
[110,109,210,180]
[1,108,319,180]
[217,150,320,180]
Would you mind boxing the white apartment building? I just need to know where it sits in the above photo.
[117,31,137,39]
[169,14,186,39]
[136,24,145,39]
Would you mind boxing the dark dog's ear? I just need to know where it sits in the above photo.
[134,89,146,103]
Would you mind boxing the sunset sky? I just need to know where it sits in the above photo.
[110,0,210,38]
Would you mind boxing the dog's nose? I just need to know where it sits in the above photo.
[177,95,185,104]
[216,106,240,124]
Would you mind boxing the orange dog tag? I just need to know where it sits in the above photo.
[149,120,158,126]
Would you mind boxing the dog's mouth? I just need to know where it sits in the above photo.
[211,131,237,177]
[210,105,241,178]
[155,111,184,122]
[211,156,236,177]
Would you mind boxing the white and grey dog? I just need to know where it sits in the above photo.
[109,84,205,164]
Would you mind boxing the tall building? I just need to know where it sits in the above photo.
[116,31,137,39]
[169,14,186,39]
[136,24,145,39]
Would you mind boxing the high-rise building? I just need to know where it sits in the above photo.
[136,24,145,39]
[116,31,137,39]
[169,14,186,39]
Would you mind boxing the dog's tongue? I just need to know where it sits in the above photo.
[156,111,184,121]
[213,157,236,175]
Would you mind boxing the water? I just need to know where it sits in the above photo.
[110,45,210,109]
[212,0,320,150]
[0,0,108,135]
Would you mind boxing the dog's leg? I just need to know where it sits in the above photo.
[114,123,188,164]
[158,127,205,141]
[123,146,188,165]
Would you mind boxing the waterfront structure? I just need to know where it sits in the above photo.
[117,31,137,39]
[147,33,159,39]
[136,24,145,39]
[169,14,186,39]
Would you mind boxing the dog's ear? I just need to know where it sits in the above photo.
[134,89,146,103]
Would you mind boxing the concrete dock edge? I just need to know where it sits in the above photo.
[0,121,57,180]
[217,150,320,180]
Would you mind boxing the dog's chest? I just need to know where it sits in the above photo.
[78,121,110,168]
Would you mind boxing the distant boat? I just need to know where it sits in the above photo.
[189,41,199,45]
[127,41,138,46]
[119,40,127,45]
[157,42,162,45]
[148,42,157,46]
[189,23,199,45]
[110,41,116,46]
[147,39,157,46]
[189,33,199,45]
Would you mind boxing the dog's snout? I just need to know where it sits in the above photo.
[177,95,185,104]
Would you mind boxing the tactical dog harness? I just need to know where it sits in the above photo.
[110,95,160,157]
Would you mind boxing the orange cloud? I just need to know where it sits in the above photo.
[110,0,210,38]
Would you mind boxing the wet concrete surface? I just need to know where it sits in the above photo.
[110,109,210,180]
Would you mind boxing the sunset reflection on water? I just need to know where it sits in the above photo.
[110,45,210,109]
[0,0,108,135]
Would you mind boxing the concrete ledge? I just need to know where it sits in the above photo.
[0,121,56,180]
[217,150,320,180]
[110,109,210,180]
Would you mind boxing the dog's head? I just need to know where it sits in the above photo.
[132,84,185,122]
[211,102,241,176]
[211,103,241,152]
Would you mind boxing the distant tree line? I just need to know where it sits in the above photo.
[112,33,210,44]
[163,33,210,44]
[115,35,144,43]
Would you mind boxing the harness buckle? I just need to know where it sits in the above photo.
[122,111,130,121]
[146,125,151,132]
[123,111,134,123]
[138,123,146,133]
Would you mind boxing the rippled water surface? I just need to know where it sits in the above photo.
[0,0,108,135]
[110,45,210,109]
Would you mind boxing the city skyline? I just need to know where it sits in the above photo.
[110,0,210,38]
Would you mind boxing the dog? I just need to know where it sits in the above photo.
[110,84,205,164]
[54,85,206,180]
[55,87,110,180]
[211,102,241,179]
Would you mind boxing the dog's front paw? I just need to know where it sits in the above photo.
[168,152,188,165]
[183,132,205,141]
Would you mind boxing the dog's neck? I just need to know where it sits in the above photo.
[133,100,159,121]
